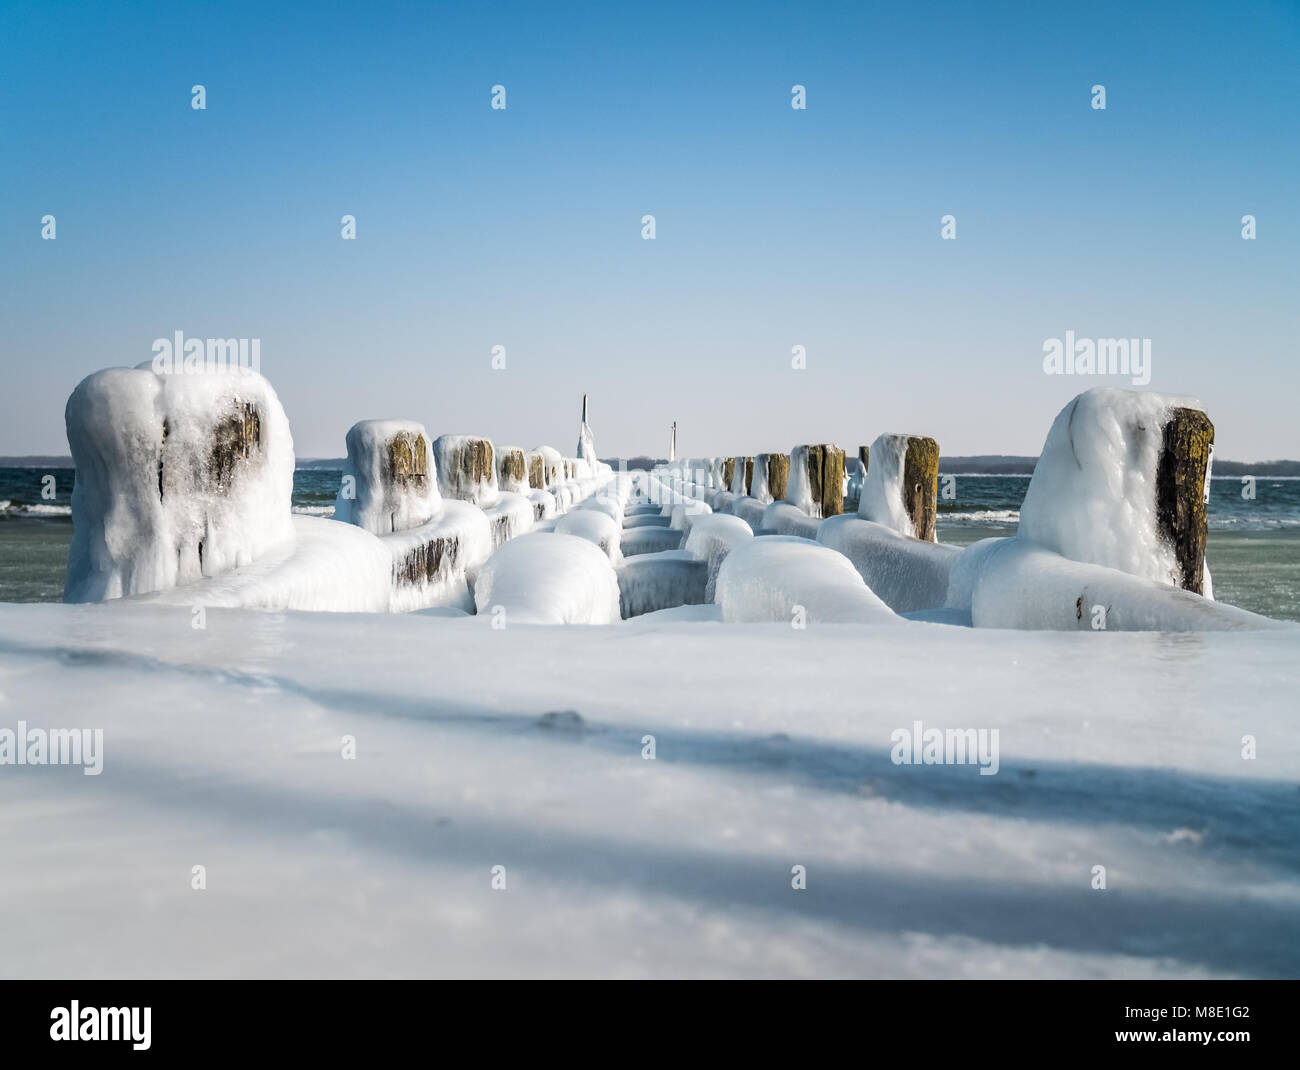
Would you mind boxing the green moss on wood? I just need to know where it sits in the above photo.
[902,436,939,542]
[209,401,261,490]
[766,453,789,501]
[385,431,430,492]
[1156,407,1214,594]
[498,447,526,486]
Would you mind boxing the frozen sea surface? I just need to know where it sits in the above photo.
[0,602,1296,978]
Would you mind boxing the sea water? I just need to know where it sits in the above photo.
[3,469,1299,620]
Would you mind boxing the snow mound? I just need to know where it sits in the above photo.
[64,365,295,603]
[616,549,708,618]
[526,489,557,521]
[730,496,769,533]
[474,533,621,624]
[333,420,438,534]
[760,501,823,539]
[967,539,1283,632]
[714,537,899,624]
[483,491,537,548]
[1019,388,1210,592]
[670,500,711,534]
[682,513,753,601]
[818,514,960,614]
[556,509,623,562]
[151,514,392,612]
[384,500,493,612]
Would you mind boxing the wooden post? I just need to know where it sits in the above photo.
[1156,408,1214,594]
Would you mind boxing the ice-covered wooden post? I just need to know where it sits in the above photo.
[1156,407,1214,594]
[1018,389,1217,597]
[752,452,789,503]
[722,457,735,490]
[496,446,529,494]
[63,366,294,602]
[857,445,869,473]
[789,443,846,518]
[527,451,546,489]
[433,436,497,507]
[334,420,438,534]
[858,433,940,542]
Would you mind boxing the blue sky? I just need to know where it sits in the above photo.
[2,0,1297,460]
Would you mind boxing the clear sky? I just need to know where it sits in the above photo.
[2,0,1297,461]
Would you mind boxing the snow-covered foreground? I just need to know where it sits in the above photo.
[1,601,1297,978]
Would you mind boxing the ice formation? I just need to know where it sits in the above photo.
[150,514,393,613]
[714,537,898,624]
[556,509,623,562]
[474,533,621,624]
[576,395,597,464]
[332,420,438,534]
[730,496,770,533]
[760,501,823,539]
[616,550,708,618]
[787,444,846,519]
[620,526,684,557]
[962,539,1279,632]
[526,489,557,521]
[64,365,295,603]
[482,492,537,548]
[818,514,959,613]
[729,456,751,495]
[434,435,499,507]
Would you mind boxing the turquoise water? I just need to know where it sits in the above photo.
[3,468,1299,620]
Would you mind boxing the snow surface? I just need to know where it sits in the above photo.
[715,537,899,624]
[4,600,1296,977]
[473,533,621,624]
[64,366,295,603]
